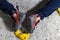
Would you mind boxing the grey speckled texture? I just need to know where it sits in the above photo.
[0,0,60,40]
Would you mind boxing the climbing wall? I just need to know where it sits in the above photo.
[0,0,60,40]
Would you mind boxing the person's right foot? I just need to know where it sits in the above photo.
[12,10,20,25]
[11,10,20,31]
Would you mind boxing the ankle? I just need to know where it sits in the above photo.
[12,13,16,18]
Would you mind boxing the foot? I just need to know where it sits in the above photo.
[12,10,20,25]
[22,14,40,33]
[28,14,40,33]
[32,14,40,29]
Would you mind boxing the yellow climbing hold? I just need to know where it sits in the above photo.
[57,8,60,16]
[14,29,21,36]
[14,29,30,40]
[18,33,30,40]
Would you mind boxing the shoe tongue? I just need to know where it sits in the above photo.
[20,13,26,23]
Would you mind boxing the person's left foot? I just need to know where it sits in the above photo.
[32,14,40,29]
[22,14,40,33]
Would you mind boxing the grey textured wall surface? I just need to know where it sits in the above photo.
[0,0,60,40]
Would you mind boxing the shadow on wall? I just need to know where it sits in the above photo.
[0,10,14,32]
